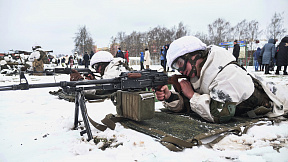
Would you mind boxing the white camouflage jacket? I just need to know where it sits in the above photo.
[102,57,129,79]
[163,45,288,122]
[84,58,129,95]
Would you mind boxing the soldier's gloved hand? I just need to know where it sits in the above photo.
[70,69,84,81]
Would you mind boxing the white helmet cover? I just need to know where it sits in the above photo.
[167,36,207,68]
[90,51,113,66]
[0,60,7,65]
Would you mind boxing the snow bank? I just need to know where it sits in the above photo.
[0,65,287,162]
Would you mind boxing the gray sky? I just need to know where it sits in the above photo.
[0,0,287,55]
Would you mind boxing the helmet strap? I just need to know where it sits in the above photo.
[187,54,201,77]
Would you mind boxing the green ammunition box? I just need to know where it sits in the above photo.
[113,90,155,121]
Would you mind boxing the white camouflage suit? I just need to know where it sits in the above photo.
[102,57,129,79]
[84,51,129,95]
[164,45,288,122]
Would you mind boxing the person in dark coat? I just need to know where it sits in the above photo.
[233,40,240,62]
[275,36,288,75]
[61,57,65,67]
[116,48,124,59]
[160,46,165,71]
[140,52,144,70]
[258,49,264,71]
[260,39,276,74]
[69,55,73,68]
[253,47,261,71]
[90,51,94,60]
[83,52,90,68]
[163,44,170,72]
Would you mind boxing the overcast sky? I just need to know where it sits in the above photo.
[0,0,287,55]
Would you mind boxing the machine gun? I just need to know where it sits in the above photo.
[54,67,101,78]
[26,67,98,77]
[0,70,168,141]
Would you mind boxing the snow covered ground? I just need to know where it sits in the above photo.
[0,65,287,162]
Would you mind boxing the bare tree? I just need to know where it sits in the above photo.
[122,31,144,57]
[109,36,117,55]
[194,32,212,45]
[174,22,190,39]
[208,18,231,45]
[117,31,126,49]
[109,22,187,57]
[246,20,262,50]
[247,20,262,40]
[129,31,145,57]
[73,26,94,55]
[147,26,168,53]
[266,12,287,40]
[234,19,249,41]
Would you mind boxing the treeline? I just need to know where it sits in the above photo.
[108,12,286,57]
[73,12,286,58]
[109,22,188,57]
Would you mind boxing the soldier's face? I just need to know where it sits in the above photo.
[179,55,203,78]
[96,65,101,73]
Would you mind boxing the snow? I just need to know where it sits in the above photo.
[0,65,288,162]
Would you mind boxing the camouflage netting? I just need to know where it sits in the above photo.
[120,110,287,151]
[49,90,287,151]
[122,112,241,140]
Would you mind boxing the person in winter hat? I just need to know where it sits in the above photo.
[71,51,131,81]
[144,48,151,69]
[163,44,170,72]
[155,36,288,123]
[260,39,276,74]
[140,52,144,70]
[73,52,79,68]
[275,36,288,75]
[160,46,165,71]
[233,40,240,62]
[124,50,129,64]
[116,48,124,59]
[253,47,261,71]
[83,52,90,68]
[69,51,132,99]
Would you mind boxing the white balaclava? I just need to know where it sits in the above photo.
[90,51,113,67]
[167,36,207,68]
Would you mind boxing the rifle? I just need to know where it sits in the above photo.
[26,67,97,77]
[0,70,168,141]
[54,67,98,77]
[26,69,55,75]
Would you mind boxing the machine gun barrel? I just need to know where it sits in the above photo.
[0,70,168,91]
[54,68,92,74]
[0,76,118,91]
[54,67,99,77]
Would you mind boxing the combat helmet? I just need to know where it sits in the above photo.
[167,36,209,77]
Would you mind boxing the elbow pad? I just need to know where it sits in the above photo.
[210,99,237,123]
